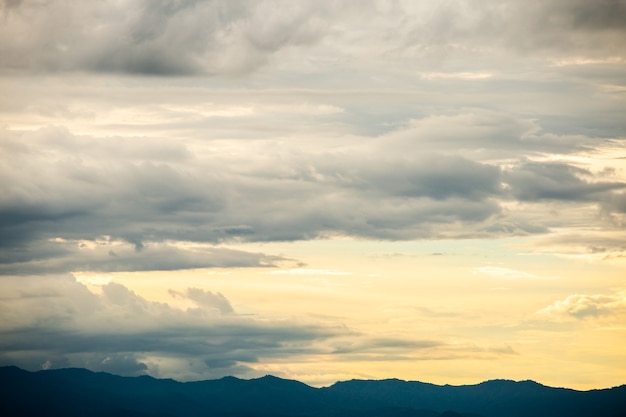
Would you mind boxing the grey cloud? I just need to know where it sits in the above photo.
[0,239,282,275]
[0,276,345,380]
[604,191,626,214]
[549,0,626,31]
[84,353,149,377]
[328,336,517,363]
[0,124,509,273]
[530,233,626,259]
[356,156,502,201]
[3,1,625,77]
[332,338,442,355]
[1,105,624,274]
[378,112,608,161]
[0,276,514,379]
[0,0,333,76]
[480,222,549,236]
[403,0,626,58]
[504,162,626,202]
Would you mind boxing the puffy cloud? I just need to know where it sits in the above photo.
[169,287,234,314]
[537,292,626,320]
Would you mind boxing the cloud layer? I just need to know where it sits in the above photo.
[2,0,625,76]
[1,108,624,274]
[1,0,625,388]
[0,276,517,380]
[0,275,341,379]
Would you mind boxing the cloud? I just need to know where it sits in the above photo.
[537,292,626,320]
[168,287,234,314]
[604,191,626,215]
[377,112,603,160]
[0,276,345,380]
[0,238,283,275]
[526,232,626,260]
[351,154,503,201]
[476,267,538,280]
[0,276,512,380]
[504,161,626,202]
[331,338,442,355]
[0,123,506,272]
[85,353,149,376]
[0,0,624,390]
[400,0,626,59]
[2,102,624,274]
[2,0,624,77]
[0,0,333,76]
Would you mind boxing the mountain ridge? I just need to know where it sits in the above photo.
[1,366,624,417]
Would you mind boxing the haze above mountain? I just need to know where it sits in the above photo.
[2,366,624,417]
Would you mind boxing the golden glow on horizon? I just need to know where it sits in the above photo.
[76,236,626,390]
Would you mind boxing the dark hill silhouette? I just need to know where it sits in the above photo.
[1,366,624,417]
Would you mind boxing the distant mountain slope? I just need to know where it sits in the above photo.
[325,378,626,417]
[1,366,624,417]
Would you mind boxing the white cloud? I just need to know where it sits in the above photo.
[476,267,537,280]
[537,292,626,320]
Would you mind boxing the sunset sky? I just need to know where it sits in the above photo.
[1,0,625,389]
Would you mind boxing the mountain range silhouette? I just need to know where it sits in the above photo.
[1,366,624,417]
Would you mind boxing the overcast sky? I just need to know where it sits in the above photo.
[1,0,625,389]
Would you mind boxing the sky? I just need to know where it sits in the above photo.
[1,0,625,389]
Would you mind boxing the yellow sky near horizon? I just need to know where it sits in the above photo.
[73,236,626,389]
